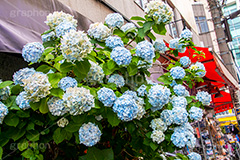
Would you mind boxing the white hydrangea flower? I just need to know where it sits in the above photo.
[57,117,69,128]
[151,130,165,144]
[87,22,111,42]
[85,61,104,84]
[150,118,167,132]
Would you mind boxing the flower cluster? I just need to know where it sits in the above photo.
[147,85,171,112]
[41,31,55,42]
[61,30,92,62]
[47,97,68,116]
[189,106,203,121]
[113,95,138,121]
[105,36,124,49]
[188,152,202,160]
[137,84,147,97]
[79,122,102,147]
[153,39,167,53]
[195,62,206,77]
[172,107,188,125]
[135,41,155,61]
[57,117,69,128]
[16,91,31,110]
[135,98,146,120]
[196,91,211,106]
[145,0,173,24]
[173,84,187,96]
[180,56,191,68]
[180,28,193,39]
[22,72,52,102]
[0,80,10,101]
[55,21,76,37]
[62,87,94,116]
[45,11,77,28]
[160,109,173,126]
[97,87,116,107]
[58,77,78,91]
[13,68,36,85]
[108,74,125,87]
[137,60,153,69]
[22,42,44,63]
[150,118,167,132]
[123,90,138,100]
[87,22,111,41]
[0,102,8,124]
[170,66,186,79]
[110,47,132,65]
[120,23,136,32]
[169,38,186,53]
[85,61,104,84]
[105,13,124,28]
[171,96,187,108]
[151,130,165,144]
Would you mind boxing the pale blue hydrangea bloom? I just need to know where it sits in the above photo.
[0,102,8,124]
[135,41,155,61]
[169,38,186,53]
[47,97,68,116]
[184,90,190,97]
[160,109,173,126]
[58,77,78,91]
[110,47,132,65]
[137,59,153,69]
[63,87,95,116]
[196,91,211,106]
[147,79,158,86]
[41,31,55,42]
[105,13,124,28]
[13,68,36,85]
[170,66,186,79]
[97,87,116,107]
[105,36,124,49]
[57,117,69,128]
[180,28,193,39]
[147,85,171,112]
[195,62,206,77]
[181,122,194,133]
[171,131,187,148]
[61,30,92,62]
[171,96,187,108]
[85,61,104,84]
[173,84,186,96]
[113,95,138,121]
[172,126,196,148]
[16,91,31,110]
[87,22,111,42]
[153,39,167,53]
[22,72,52,102]
[55,21,76,37]
[79,122,102,147]
[108,74,125,87]
[120,23,136,32]
[22,42,44,63]
[180,56,191,68]
[151,130,165,144]
[122,90,138,100]
[172,107,188,125]
[189,106,203,121]
[0,80,10,101]
[135,97,146,120]
[170,80,177,87]
[188,152,202,160]
[137,84,147,97]
[150,118,167,132]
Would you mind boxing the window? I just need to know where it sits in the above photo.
[135,0,150,9]
[195,16,209,33]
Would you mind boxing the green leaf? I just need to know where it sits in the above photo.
[176,153,188,160]
[143,21,154,33]
[127,122,136,133]
[101,148,114,160]
[60,62,74,73]
[107,109,121,127]
[127,64,138,76]
[39,98,49,114]
[152,23,167,35]
[186,97,192,104]
[11,84,22,95]
[45,54,54,61]
[0,81,13,89]
[47,73,63,88]
[53,128,71,144]
[30,101,40,111]
[43,47,54,56]
[86,147,114,160]
[138,28,145,39]
[26,122,35,130]
[107,60,116,70]
[26,130,40,142]
[150,142,158,151]
[21,148,34,158]
[130,16,145,21]
[50,88,64,98]
[0,147,2,159]
[64,121,81,133]
[137,21,144,26]
[103,63,115,75]
[113,29,125,37]
[18,139,29,151]
[73,59,91,80]
[12,129,26,141]
[157,76,171,85]
[16,110,30,118]
[4,113,19,127]
[147,32,156,41]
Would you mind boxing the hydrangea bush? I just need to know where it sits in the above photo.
[0,2,209,159]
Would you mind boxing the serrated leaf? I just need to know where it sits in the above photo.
[130,16,146,21]
[0,81,13,89]
[60,62,73,73]
[4,113,19,127]
[47,73,63,88]
[107,109,121,127]
[73,59,91,80]
[21,148,34,158]
[18,139,29,151]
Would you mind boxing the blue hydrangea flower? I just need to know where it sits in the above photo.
[105,36,124,49]
[137,84,147,97]
[57,117,69,128]
[55,21,76,37]
[137,59,153,69]
[180,56,191,67]
[170,66,186,79]
[171,131,187,148]
[79,122,102,147]
[196,91,211,106]
[120,23,136,32]
[189,106,203,121]
[85,61,104,84]
[170,80,177,87]
[22,42,44,63]
[41,31,55,42]
[122,90,138,100]
[63,87,95,116]
[188,152,202,160]
[169,38,186,53]
[173,84,186,96]
[172,107,188,125]
[171,96,187,108]
[0,102,8,124]
[105,13,124,28]
[113,95,138,121]
[13,68,36,85]
[108,74,125,87]
[160,109,173,126]
[151,130,165,144]
[47,97,68,116]
[97,87,116,107]
[147,85,171,112]
[135,41,155,61]
[180,28,193,39]
[147,79,158,86]
[88,22,111,41]
[153,39,167,53]
[58,77,78,91]
[150,118,167,132]
[184,90,190,97]
[16,91,31,110]
[110,47,132,65]
[0,80,10,101]
[195,62,206,77]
